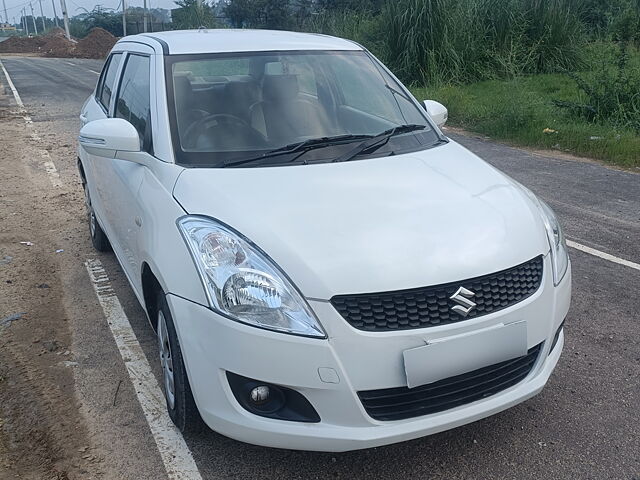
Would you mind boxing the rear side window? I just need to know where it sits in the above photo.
[115,54,151,151]
[97,53,122,111]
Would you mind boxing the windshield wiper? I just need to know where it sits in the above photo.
[385,84,414,103]
[332,124,427,163]
[222,134,375,168]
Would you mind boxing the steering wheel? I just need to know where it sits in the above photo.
[183,114,265,149]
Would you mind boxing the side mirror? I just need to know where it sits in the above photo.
[423,100,448,128]
[79,118,141,157]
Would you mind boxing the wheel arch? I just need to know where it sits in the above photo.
[77,156,86,181]
[141,261,164,331]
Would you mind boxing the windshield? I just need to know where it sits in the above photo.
[165,50,441,167]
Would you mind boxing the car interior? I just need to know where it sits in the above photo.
[172,55,400,152]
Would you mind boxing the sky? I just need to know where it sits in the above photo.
[2,0,179,24]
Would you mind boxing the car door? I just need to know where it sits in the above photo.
[91,46,155,292]
[80,51,124,241]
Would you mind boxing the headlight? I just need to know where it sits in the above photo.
[538,199,569,286]
[514,182,569,286]
[177,216,326,338]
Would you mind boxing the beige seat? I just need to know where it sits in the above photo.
[250,74,334,144]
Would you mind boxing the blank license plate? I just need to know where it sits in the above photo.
[403,321,528,389]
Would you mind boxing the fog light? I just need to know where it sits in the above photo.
[250,385,270,405]
[226,372,320,423]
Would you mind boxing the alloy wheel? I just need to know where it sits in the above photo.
[157,310,176,410]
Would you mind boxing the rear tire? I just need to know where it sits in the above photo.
[156,291,204,434]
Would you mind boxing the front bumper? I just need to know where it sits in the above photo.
[168,256,571,452]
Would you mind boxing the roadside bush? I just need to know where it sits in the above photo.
[555,43,640,131]
[609,6,640,43]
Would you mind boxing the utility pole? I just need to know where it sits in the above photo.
[29,2,38,35]
[59,0,69,39]
[2,0,8,27]
[23,8,29,35]
[51,0,58,27]
[121,0,127,36]
[38,0,45,32]
[143,0,148,32]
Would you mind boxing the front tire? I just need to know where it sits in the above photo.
[156,291,204,434]
[81,178,110,252]
[88,207,111,252]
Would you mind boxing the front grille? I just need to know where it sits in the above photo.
[331,256,543,331]
[358,343,542,421]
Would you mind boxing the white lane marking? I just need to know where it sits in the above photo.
[64,61,77,66]
[0,58,24,108]
[85,259,203,480]
[88,69,100,75]
[41,150,62,188]
[567,240,640,272]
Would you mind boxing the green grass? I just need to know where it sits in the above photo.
[411,72,640,168]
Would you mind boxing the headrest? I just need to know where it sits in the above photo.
[173,75,192,99]
[225,80,257,100]
[262,75,299,102]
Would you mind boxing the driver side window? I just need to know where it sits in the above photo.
[115,54,152,152]
[96,53,122,112]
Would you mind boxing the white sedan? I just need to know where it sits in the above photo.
[77,29,571,452]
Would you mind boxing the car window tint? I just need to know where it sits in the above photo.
[174,58,250,78]
[97,53,122,111]
[115,54,151,151]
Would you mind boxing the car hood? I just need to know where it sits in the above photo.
[173,141,549,300]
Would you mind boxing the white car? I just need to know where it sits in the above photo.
[77,29,571,452]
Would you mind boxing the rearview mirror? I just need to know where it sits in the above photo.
[423,100,448,128]
[79,118,141,157]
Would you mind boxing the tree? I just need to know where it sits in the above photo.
[172,0,218,29]
[223,0,257,27]
[223,0,295,29]
[71,7,123,37]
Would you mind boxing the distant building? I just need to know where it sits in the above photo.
[0,23,17,31]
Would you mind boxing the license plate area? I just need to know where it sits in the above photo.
[403,321,528,389]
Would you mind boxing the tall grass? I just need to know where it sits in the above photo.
[304,0,586,85]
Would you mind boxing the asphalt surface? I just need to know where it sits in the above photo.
[1,56,639,480]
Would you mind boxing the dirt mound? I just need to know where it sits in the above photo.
[42,34,75,58]
[0,27,117,59]
[73,28,117,59]
[0,35,47,54]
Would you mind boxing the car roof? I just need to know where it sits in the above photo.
[119,29,363,55]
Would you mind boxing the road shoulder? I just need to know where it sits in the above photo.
[0,79,104,479]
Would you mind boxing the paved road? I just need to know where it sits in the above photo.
[1,56,639,480]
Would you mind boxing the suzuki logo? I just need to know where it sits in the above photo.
[450,286,477,317]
